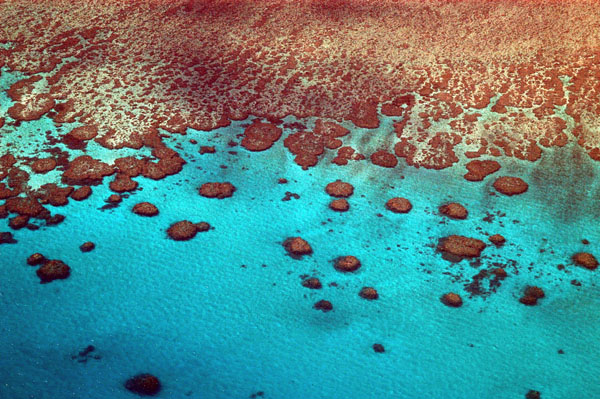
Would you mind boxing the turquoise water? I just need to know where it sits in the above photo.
[1,69,599,399]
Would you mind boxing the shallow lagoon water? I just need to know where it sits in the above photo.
[1,70,600,399]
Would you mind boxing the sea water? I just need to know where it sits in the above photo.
[0,68,599,399]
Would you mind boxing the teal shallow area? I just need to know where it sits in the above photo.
[1,69,600,399]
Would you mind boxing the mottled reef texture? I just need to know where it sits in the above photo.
[1,1,599,324]
[0,0,599,173]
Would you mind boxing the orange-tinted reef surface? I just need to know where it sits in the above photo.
[1,1,600,398]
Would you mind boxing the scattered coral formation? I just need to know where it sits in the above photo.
[572,252,598,270]
[385,197,412,213]
[283,237,313,257]
[301,277,322,289]
[441,292,463,307]
[489,234,506,246]
[31,158,57,174]
[325,180,354,198]
[334,256,361,272]
[241,121,282,152]
[199,182,236,199]
[133,202,159,217]
[438,235,486,260]
[493,176,529,196]
[519,286,545,306]
[372,343,385,353]
[79,242,95,252]
[27,253,46,266]
[464,160,501,181]
[439,202,468,219]
[313,300,333,312]
[125,374,161,396]
[36,260,71,283]
[167,221,208,241]
[359,287,379,300]
[329,199,349,212]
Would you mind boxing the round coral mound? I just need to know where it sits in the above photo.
[196,222,211,232]
[370,150,398,168]
[438,235,486,260]
[313,300,333,312]
[241,121,282,151]
[0,232,16,244]
[464,160,501,181]
[493,176,529,196]
[525,286,545,299]
[385,197,412,213]
[9,215,29,230]
[439,202,468,219]
[441,292,463,307]
[199,182,236,199]
[489,234,506,246]
[70,186,92,201]
[334,255,361,272]
[133,202,159,217]
[69,125,98,141]
[36,259,70,283]
[31,158,57,174]
[167,221,199,241]
[125,374,161,396]
[109,174,138,193]
[372,343,385,353]
[492,268,508,278]
[572,252,598,270]
[301,277,322,289]
[519,296,538,306]
[283,237,312,257]
[325,180,354,198]
[199,146,216,154]
[79,241,95,252]
[27,253,46,266]
[519,285,545,306]
[329,199,349,212]
[359,287,379,300]
[107,194,122,203]
[62,155,115,186]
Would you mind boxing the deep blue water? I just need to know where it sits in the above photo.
[1,67,599,399]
